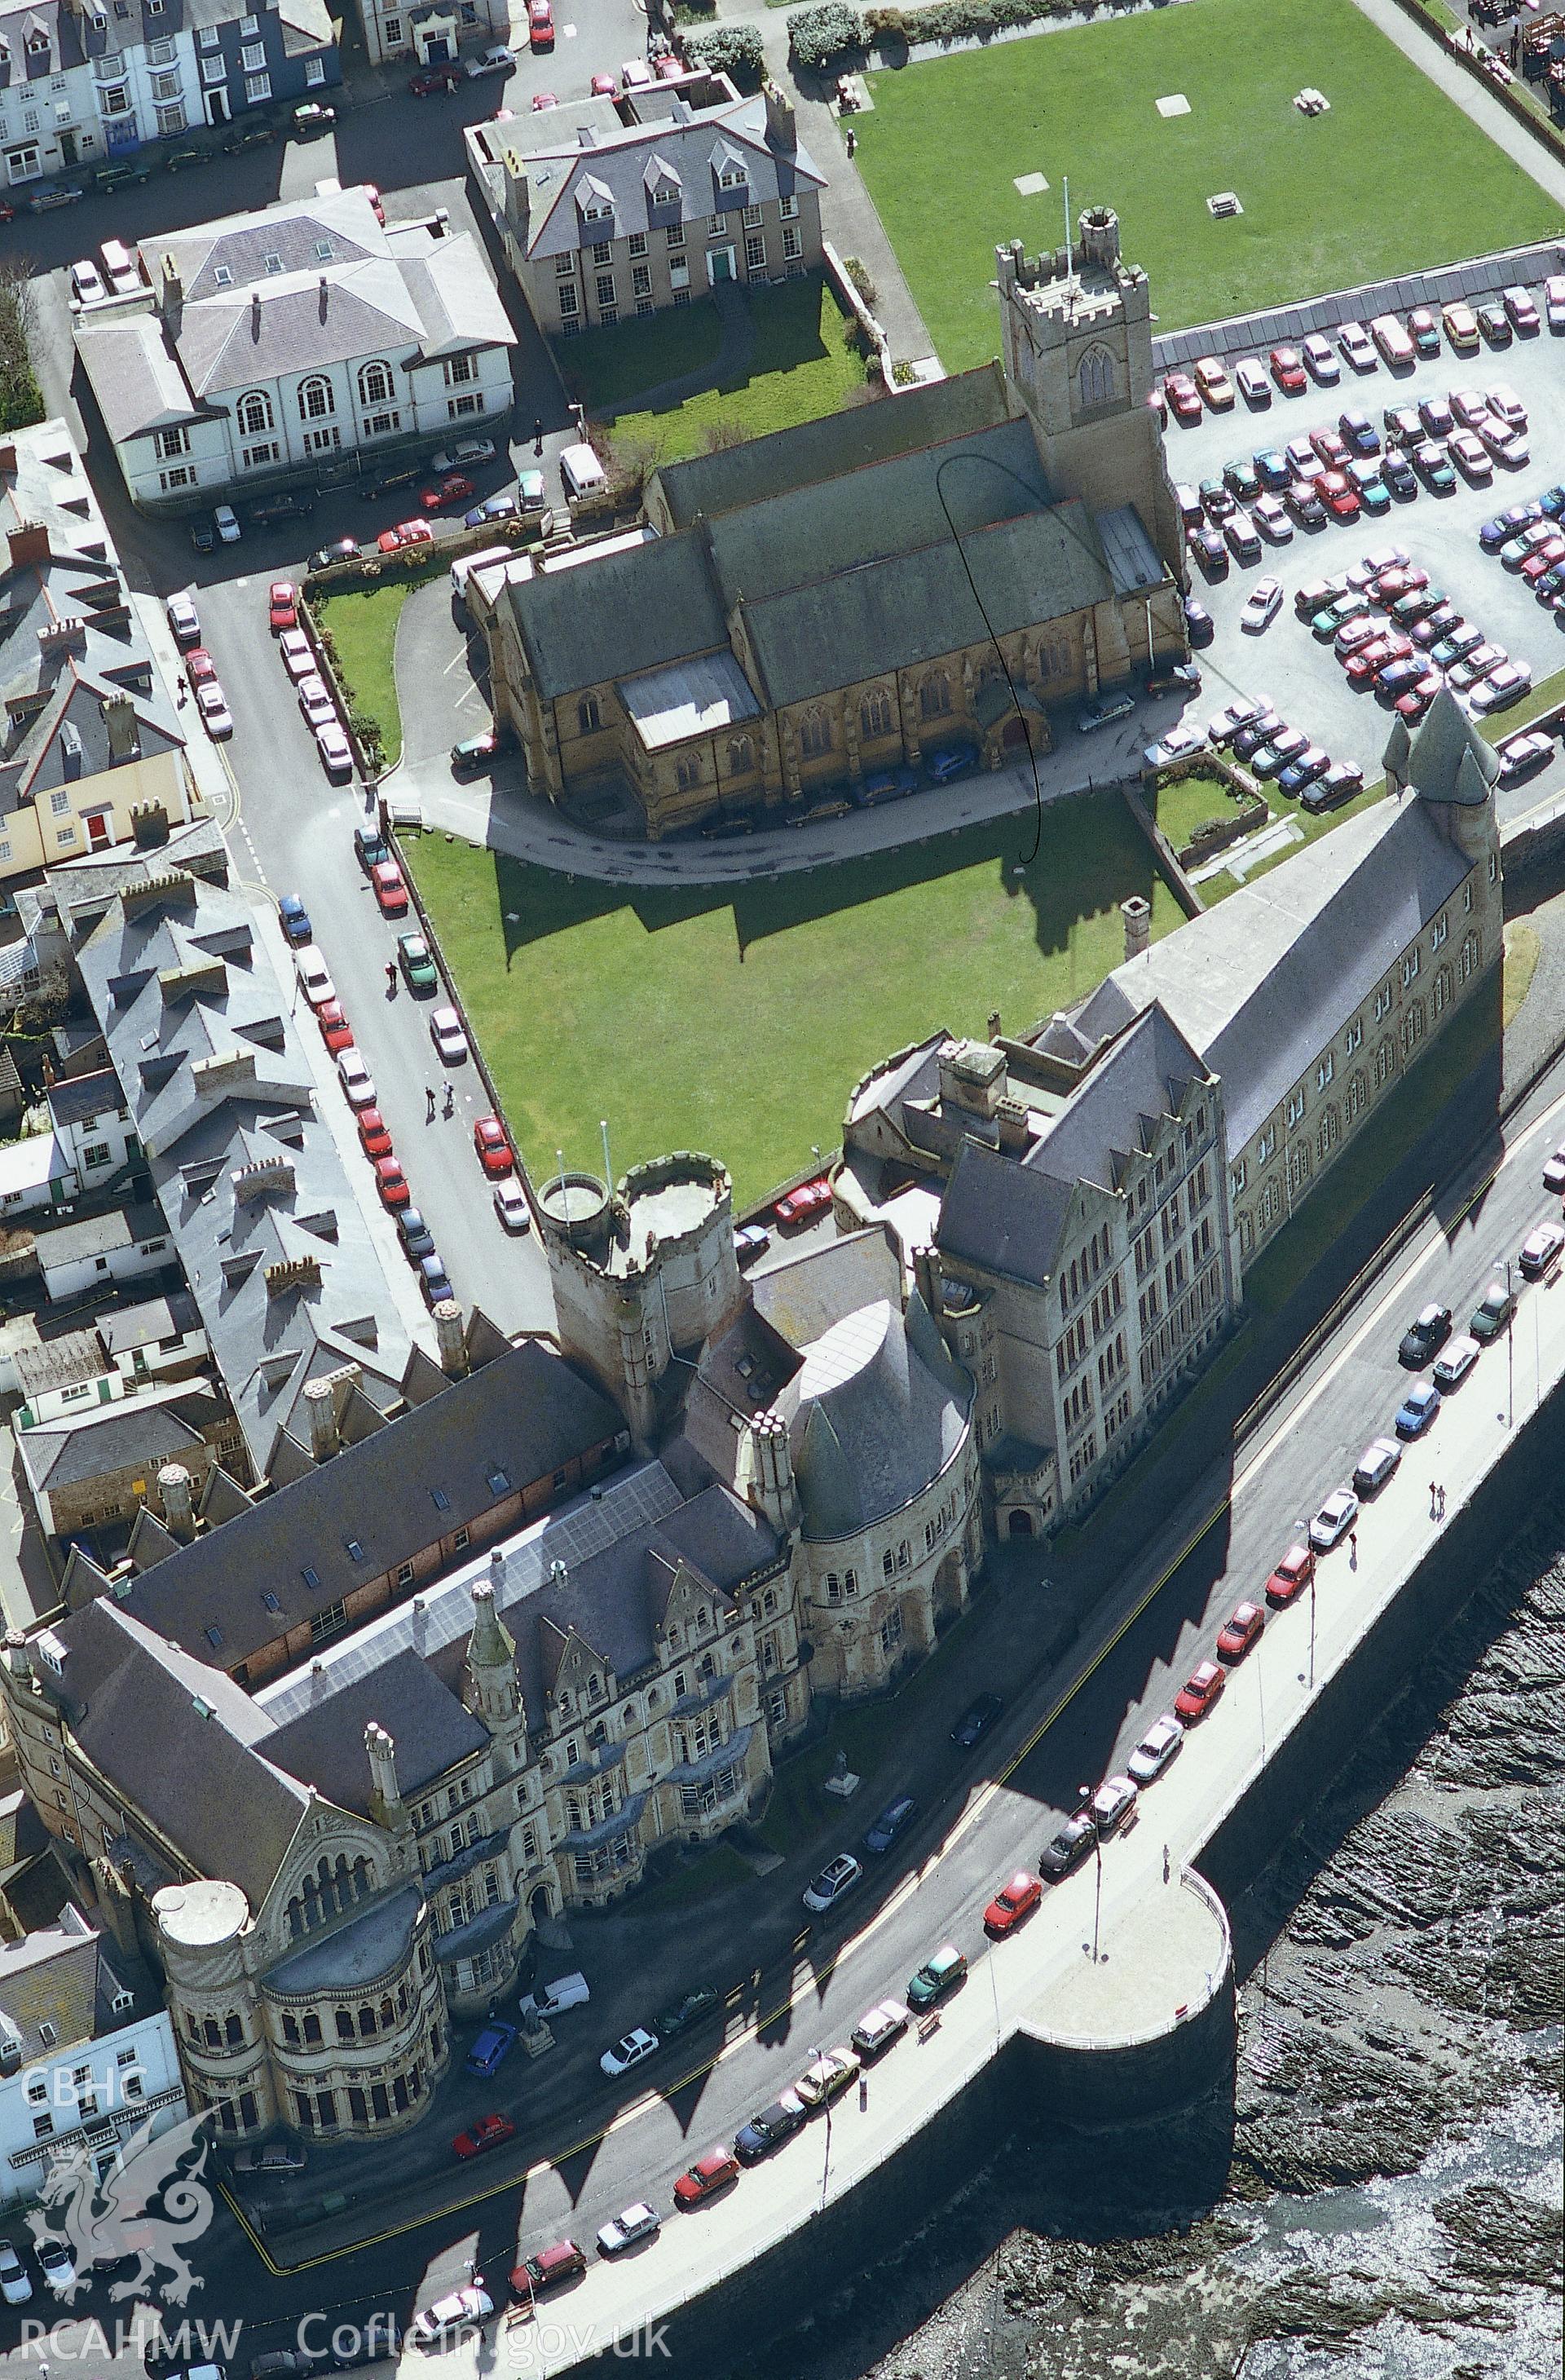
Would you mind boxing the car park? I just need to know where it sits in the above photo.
[984,1870,1043,1933]
[1433,1333,1480,1389]
[951,1690,1003,1748]
[1089,1773,1139,1835]
[409,2285,494,2347]
[1520,1221,1565,1278]
[674,2149,738,2208]
[734,2091,808,2161]
[852,1999,910,2057]
[1301,333,1340,384]
[1175,1659,1226,1722]
[0,2243,31,2303]
[1470,661,1532,712]
[509,2241,587,2302]
[1126,1715,1184,1785]
[1353,1437,1404,1495]
[1302,759,1366,812]
[1039,1811,1097,1874]
[907,1944,967,2010]
[1215,1601,1264,1662]
[35,2238,75,2297]
[863,1793,917,1856]
[1241,576,1283,632]
[1395,1379,1441,1439]
[600,2027,659,2080]
[597,2201,661,2257]
[452,2113,515,2160]
[1308,1489,1360,1552]
[803,1852,862,1913]
[1264,1543,1316,1606]
[796,2046,861,2108]
[337,1049,375,1108]
[1470,1278,1516,1342]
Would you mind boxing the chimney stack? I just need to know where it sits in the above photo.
[103,690,139,763]
[747,1410,799,1532]
[304,1377,340,1463]
[763,83,797,155]
[433,1298,467,1378]
[1121,895,1151,962]
[161,254,183,311]
[910,1245,940,1318]
[250,289,262,338]
[365,1722,401,1817]
[7,522,50,572]
[157,1463,195,1540]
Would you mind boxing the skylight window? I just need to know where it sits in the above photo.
[301,1565,320,1590]
[213,266,233,287]
[263,253,284,276]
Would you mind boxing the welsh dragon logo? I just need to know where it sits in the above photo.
[25,2113,213,2306]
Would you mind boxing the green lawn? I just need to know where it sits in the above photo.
[558,280,871,466]
[1152,767,1254,853]
[856,0,1563,362]
[404,789,1184,1207]
[313,571,440,770]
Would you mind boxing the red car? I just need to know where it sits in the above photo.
[1175,1659,1226,1723]
[374,1155,412,1210]
[364,183,386,226]
[1215,1601,1265,1662]
[1317,471,1360,522]
[185,647,217,688]
[1164,371,1202,425]
[453,2113,515,2161]
[473,1114,513,1177]
[1375,564,1427,604]
[421,474,474,513]
[528,0,554,45]
[672,2148,738,2209]
[774,1177,831,1225]
[983,1870,1042,1936]
[1264,1543,1315,1607]
[1344,639,1394,686]
[357,1106,393,1159]
[1394,669,1442,720]
[1309,427,1350,469]
[409,63,461,92]
[1269,345,1307,394]
[590,70,617,94]
[268,580,297,633]
[316,999,354,1055]
[376,519,435,554]
[371,861,408,916]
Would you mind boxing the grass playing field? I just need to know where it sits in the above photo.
[856,0,1563,364]
[404,790,1186,1208]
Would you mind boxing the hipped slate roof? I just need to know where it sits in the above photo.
[507,531,730,702]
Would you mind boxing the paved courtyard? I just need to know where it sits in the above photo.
[1162,302,1565,828]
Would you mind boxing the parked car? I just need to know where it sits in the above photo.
[1302,760,1365,813]
[1337,320,1375,373]
[452,2113,515,2160]
[1175,1659,1226,1722]
[371,861,408,916]
[599,2027,659,2080]
[1077,691,1135,734]
[1469,1277,1517,1342]
[1432,1333,1480,1389]
[795,2046,860,2108]
[654,1984,719,2040]
[1309,1488,1360,1551]
[983,1870,1043,1934]
[297,672,334,731]
[1394,1377,1441,1440]
[906,1944,967,2011]
[803,1852,863,1914]
[1127,1714,1184,1786]
[408,2284,494,2347]
[196,682,233,740]
[278,627,313,681]
[1089,1773,1139,1835]
[774,1176,831,1225]
[1399,1303,1453,1367]
[1264,1543,1316,1606]
[278,894,311,944]
[310,536,362,571]
[509,2241,586,2302]
[1519,1220,1565,1278]
[863,1794,917,1857]
[851,2000,910,2058]
[267,580,297,633]
[356,1107,392,1159]
[1301,333,1341,384]
[734,2091,807,2162]
[1353,1437,1404,1495]
[1269,345,1307,393]
[950,1691,1003,1749]
[1241,576,1283,633]
[0,2242,31,2304]
[374,1157,411,1212]
[466,42,516,74]
[465,2024,518,2078]
[295,948,334,1008]
[430,1005,469,1064]
[165,592,201,647]
[674,2149,738,2209]
[337,1049,375,1109]
[35,2238,75,2297]
[316,722,353,781]
[418,1254,453,1308]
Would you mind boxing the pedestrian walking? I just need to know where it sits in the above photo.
[1162,1843,1170,1884]
[1430,1479,1439,1518]
[845,126,857,157]
[1438,1483,1447,1519]
[425,1084,436,1122]
[443,1079,455,1118]
[532,417,544,456]
[1349,1528,1358,1567]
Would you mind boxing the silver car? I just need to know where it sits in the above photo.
[1308,1487,1360,1551]
[1352,1437,1402,1495]
[1126,1715,1184,1786]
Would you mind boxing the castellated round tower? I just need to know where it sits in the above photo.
[536,1153,742,1450]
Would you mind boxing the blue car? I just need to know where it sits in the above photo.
[924,740,980,784]
[278,894,311,944]
[463,495,517,529]
[1395,1379,1441,1440]
[859,763,919,805]
[1183,596,1215,647]
[465,2020,518,2077]
[863,1794,918,1857]
[1540,483,1565,520]
[1479,501,1541,552]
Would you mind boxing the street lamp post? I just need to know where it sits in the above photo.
[807,2046,832,2214]
[1497,1252,1514,1428]
[1077,1786,1103,1963]
[1295,1520,1316,1691]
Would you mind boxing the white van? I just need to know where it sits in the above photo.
[559,441,607,501]
[450,542,513,607]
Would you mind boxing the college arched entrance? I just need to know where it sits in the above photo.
[1007,1508,1034,1537]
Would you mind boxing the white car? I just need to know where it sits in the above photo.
[196,680,233,740]
[70,258,107,305]
[465,42,514,73]
[408,2284,494,2347]
[1432,1333,1480,1389]
[1253,493,1293,543]
[430,1005,470,1065]
[35,2237,74,2297]
[1353,1437,1403,1495]
[337,1048,376,1108]
[1488,382,1527,430]
[1126,1714,1184,1786]
[1209,695,1271,745]
[599,2027,659,2079]
[1520,1219,1565,1278]
[802,1851,862,1912]
[432,439,497,472]
[316,722,353,780]
[233,2139,307,2175]
[1337,319,1377,373]
[851,1999,910,2058]
[0,2242,32,2304]
[214,504,241,544]
[297,672,335,730]
[518,1971,589,2020]
[1545,273,1565,333]
[279,628,313,679]
[165,592,201,646]
[1241,576,1283,634]
[1541,1144,1565,1194]
[596,2201,660,2256]
[295,950,335,1008]
[1144,722,1206,771]
[1090,1773,1139,1835]
[494,1181,531,1234]
[1301,332,1341,384]
[1234,356,1271,406]
[1308,1488,1360,1552]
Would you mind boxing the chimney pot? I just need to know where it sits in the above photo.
[1121,894,1151,963]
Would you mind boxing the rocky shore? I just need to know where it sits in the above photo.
[753,1502,1565,2380]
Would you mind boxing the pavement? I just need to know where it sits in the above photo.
[1349,0,1565,208]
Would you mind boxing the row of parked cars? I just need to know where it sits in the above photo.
[1157,282,1561,430]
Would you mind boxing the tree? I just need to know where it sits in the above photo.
[0,255,44,435]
